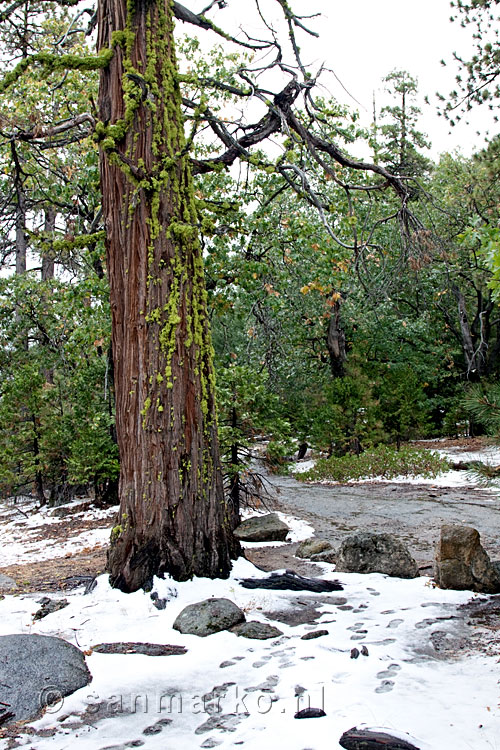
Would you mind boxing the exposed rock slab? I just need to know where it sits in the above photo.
[173,598,245,637]
[234,513,289,542]
[335,532,419,579]
[435,524,500,593]
[0,634,91,725]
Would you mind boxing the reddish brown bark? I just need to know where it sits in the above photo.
[98,0,239,591]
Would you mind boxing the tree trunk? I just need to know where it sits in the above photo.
[452,284,481,379]
[228,404,240,522]
[11,144,27,276]
[41,206,56,281]
[98,0,238,591]
[326,298,346,377]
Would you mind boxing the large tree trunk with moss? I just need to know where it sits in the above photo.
[97,0,239,592]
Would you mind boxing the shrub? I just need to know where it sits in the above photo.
[295,445,449,483]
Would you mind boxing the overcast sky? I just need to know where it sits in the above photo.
[184,0,495,158]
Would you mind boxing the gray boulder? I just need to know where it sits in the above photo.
[335,532,419,579]
[234,513,289,543]
[231,621,283,640]
[0,634,91,725]
[173,598,245,637]
[435,524,500,593]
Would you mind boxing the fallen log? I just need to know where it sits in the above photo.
[339,727,421,749]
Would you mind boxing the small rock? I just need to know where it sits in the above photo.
[295,538,333,559]
[294,708,326,719]
[150,592,167,610]
[350,648,360,659]
[234,513,289,542]
[300,629,329,641]
[173,598,245,637]
[33,598,69,621]
[231,621,283,640]
[360,646,369,657]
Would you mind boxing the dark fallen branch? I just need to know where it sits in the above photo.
[0,711,15,727]
[238,571,343,593]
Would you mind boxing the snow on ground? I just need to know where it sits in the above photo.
[0,500,117,566]
[0,558,498,750]
[289,459,316,475]
[1,487,500,748]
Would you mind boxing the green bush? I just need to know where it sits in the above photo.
[295,445,449,483]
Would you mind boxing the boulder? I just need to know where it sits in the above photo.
[234,513,289,543]
[335,532,419,579]
[0,634,91,725]
[231,621,283,639]
[434,524,500,593]
[173,598,245,637]
[295,538,332,559]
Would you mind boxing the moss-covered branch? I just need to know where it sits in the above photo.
[0,48,114,95]
[27,230,106,255]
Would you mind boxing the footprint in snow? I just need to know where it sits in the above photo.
[375,679,395,694]
[376,663,401,679]
[386,618,404,629]
[142,718,172,735]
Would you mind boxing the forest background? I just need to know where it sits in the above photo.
[1,0,500,520]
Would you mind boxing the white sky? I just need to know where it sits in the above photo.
[184,0,497,158]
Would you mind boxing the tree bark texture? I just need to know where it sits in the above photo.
[97,0,238,591]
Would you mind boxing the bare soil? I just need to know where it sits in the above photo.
[0,547,107,594]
